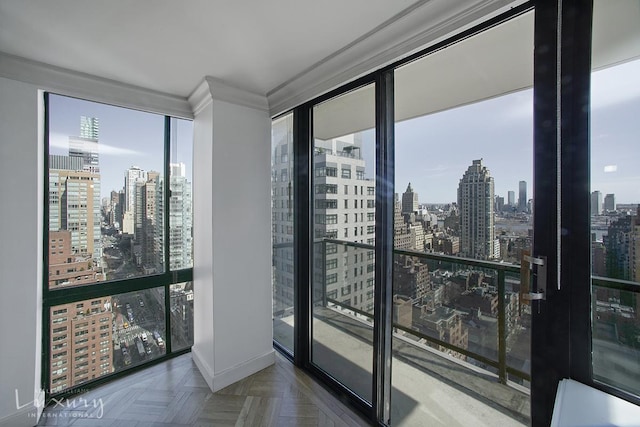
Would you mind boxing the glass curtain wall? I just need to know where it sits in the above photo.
[391,10,534,425]
[311,84,377,403]
[46,94,194,396]
[590,0,640,398]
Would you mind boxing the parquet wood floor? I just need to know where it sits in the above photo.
[37,352,370,426]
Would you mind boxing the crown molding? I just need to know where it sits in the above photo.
[267,0,526,116]
[0,51,193,118]
[188,77,269,116]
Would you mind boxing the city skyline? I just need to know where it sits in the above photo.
[48,94,193,200]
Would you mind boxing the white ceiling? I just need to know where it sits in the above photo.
[0,0,421,98]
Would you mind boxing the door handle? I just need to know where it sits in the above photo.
[521,254,547,302]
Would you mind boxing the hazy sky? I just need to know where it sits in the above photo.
[391,58,640,205]
[49,94,193,199]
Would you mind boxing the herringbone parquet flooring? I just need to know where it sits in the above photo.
[37,352,370,426]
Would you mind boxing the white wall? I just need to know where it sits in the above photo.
[190,78,274,391]
[0,61,275,424]
[0,77,44,426]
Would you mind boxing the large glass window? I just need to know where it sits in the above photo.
[45,94,193,395]
[311,84,376,403]
[272,113,295,353]
[392,10,533,425]
[590,1,640,398]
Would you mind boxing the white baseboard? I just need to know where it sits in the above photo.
[0,400,42,427]
[192,349,275,393]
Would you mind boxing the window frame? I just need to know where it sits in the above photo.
[42,92,194,401]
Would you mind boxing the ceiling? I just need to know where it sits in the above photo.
[0,0,422,98]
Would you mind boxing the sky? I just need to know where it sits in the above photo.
[48,94,193,199]
[49,57,640,206]
[366,58,640,205]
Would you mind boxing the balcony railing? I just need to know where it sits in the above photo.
[273,238,640,398]
[318,238,529,386]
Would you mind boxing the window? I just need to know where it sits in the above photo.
[315,184,338,194]
[315,199,338,209]
[326,273,338,285]
[341,168,351,179]
[272,113,294,354]
[367,186,375,196]
[367,200,375,209]
[326,258,338,270]
[45,94,193,395]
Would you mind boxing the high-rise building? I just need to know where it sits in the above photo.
[169,163,193,270]
[518,181,527,212]
[69,116,100,173]
[591,190,603,215]
[312,135,376,313]
[458,159,495,260]
[123,167,148,234]
[140,171,163,272]
[604,193,616,212]
[80,116,99,139]
[507,191,515,207]
[49,168,102,263]
[401,182,419,214]
[50,296,113,393]
[495,196,504,212]
[605,208,640,282]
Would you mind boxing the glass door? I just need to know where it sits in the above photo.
[589,0,640,399]
[310,84,377,404]
[391,9,534,426]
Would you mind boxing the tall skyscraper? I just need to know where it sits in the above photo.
[507,191,515,207]
[518,180,527,212]
[591,190,603,215]
[69,116,100,173]
[123,166,148,234]
[312,134,376,312]
[80,116,99,139]
[401,182,419,214]
[169,163,193,270]
[458,159,495,260]
[604,193,616,212]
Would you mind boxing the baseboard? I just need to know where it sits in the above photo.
[191,347,216,391]
[0,396,43,427]
[192,349,276,393]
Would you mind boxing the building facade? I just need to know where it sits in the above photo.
[458,159,496,260]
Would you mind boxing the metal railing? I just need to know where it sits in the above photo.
[274,239,639,388]
[318,238,529,385]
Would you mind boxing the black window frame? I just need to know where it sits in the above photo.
[42,92,194,401]
[272,1,640,425]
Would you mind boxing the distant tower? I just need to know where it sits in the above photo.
[401,182,419,214]
[507,191,515,207]
[604,193,615,212]
[79,116,99,139]
[458,159,495,259]
[518,181,527,212]
[591,191,603,215]
[69,116,100,173]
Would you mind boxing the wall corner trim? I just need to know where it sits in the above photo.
[188,77,269,115]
